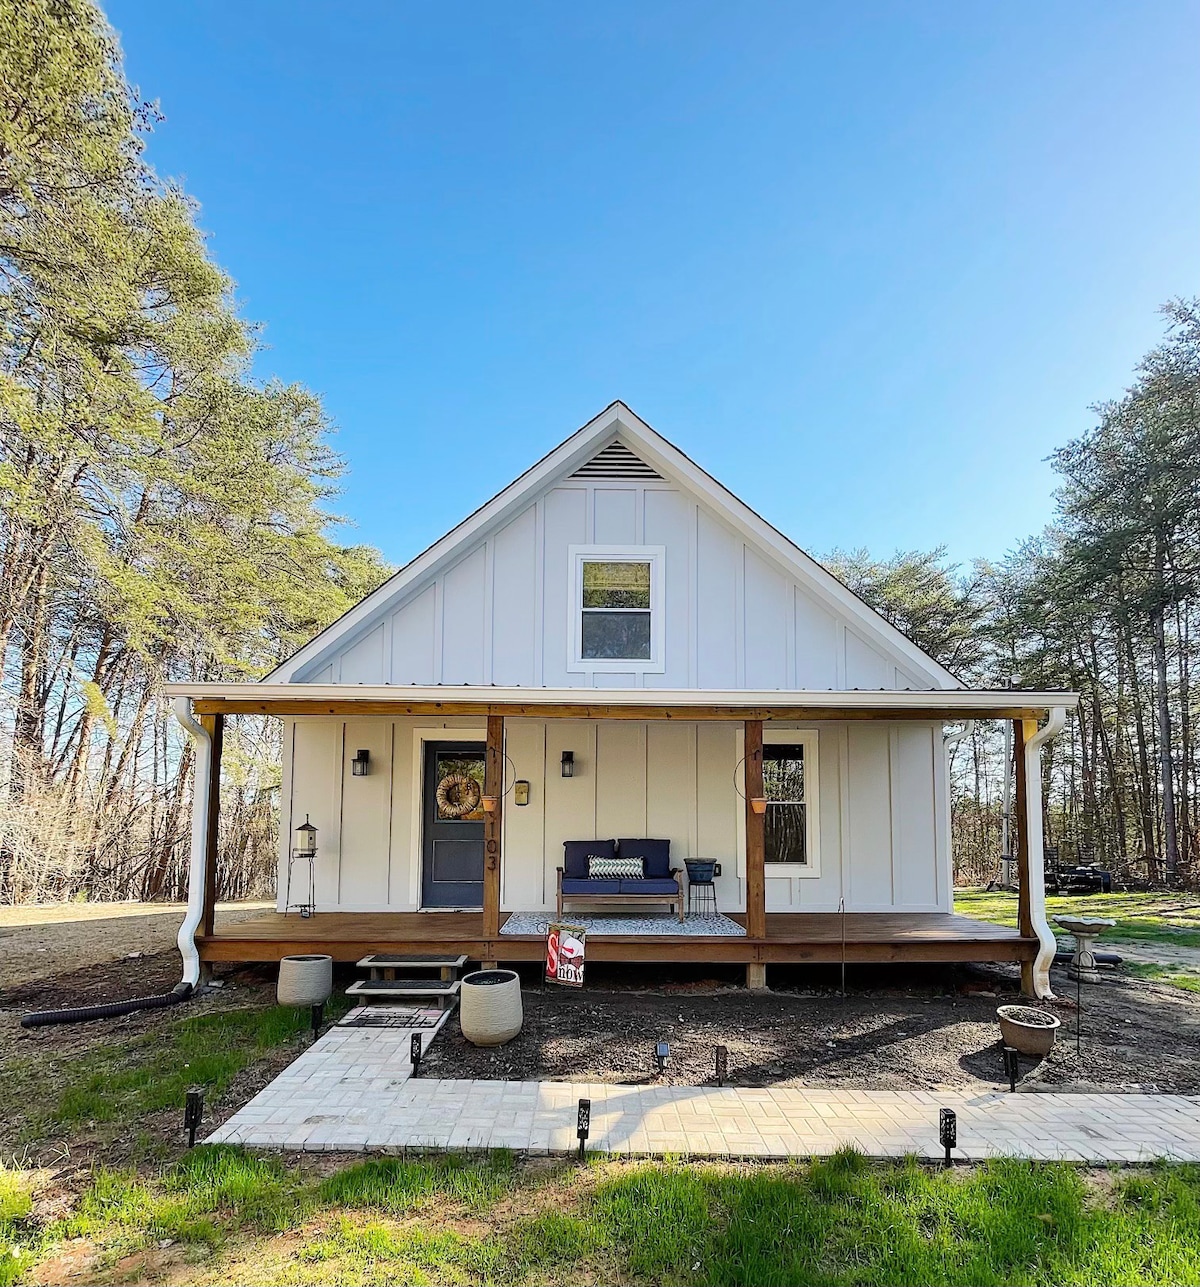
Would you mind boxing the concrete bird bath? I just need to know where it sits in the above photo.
[1053,914,1116,983]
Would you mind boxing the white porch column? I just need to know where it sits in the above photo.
[1022,706,1067,999]
[172,696,214,987]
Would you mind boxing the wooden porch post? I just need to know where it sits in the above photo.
[200,713,224,940]
[482,714,504,958]
[1013,717,1034,995]
[744,718,767,989]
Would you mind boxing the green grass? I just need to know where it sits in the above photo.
[316,1150,518,1213]
[0,1167,34,1287]
[4,999,349,1151]
[1125,962,1200,994]
[956,889,1200,948]
[7,1147,1200,1285]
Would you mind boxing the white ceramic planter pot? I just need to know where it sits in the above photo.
[277,954,333,1007]
[459,969,523,1046]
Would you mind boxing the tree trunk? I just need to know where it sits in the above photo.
[1152,537,1180,879]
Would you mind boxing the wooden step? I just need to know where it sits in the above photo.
[356,953,468,970]
[345,978,461,1009]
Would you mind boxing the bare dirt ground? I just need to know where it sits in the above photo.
[3,909,1199,1119]
[423,960,1200,1094]
[0,900,271,989]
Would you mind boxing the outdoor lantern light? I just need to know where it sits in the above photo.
[577,1097,591,1161]
[411,1032,423,1076]
[294,815,318,855]
[939,1107,957,1168]
[715,1045,728,1087]
[561,750,575,778]
[514,780,531,806]
[184,1087,205,1149]
[1002,1045,1020,1093]
[351,748,370,776]
[655,1041,670,1075]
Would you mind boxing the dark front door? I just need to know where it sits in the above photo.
[421,741,486,908]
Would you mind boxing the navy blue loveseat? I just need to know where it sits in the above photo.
[556,838,685,922]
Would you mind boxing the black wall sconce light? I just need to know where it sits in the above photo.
[351,748,370,777]
[514,780,531,806]
[561,750,575,779]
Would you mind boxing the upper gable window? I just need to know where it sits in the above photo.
[568,545,665,672]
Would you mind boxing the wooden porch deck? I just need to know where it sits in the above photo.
[198,910,1035,967]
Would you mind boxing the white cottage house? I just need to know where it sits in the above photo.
[166,402,1075,996]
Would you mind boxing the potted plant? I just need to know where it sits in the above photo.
[460,968,523,1046]
[996,1004,1060,1057]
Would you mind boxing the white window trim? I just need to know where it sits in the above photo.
[736,726,821,879]
[567,544,666,674]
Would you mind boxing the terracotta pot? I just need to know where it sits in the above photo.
[996,1004,1060,1057]
[460,969,523,1046]
[277,954,333,1007]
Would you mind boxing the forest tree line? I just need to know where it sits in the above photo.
[1,1,1196,902]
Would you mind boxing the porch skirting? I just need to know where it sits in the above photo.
[498,911,746,937]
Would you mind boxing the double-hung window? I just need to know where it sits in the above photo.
[568,545,665,672]
[760,730,820,876]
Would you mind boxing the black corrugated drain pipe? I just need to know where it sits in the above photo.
[20,981,194,1028]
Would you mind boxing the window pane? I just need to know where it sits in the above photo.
[581,610,652,659]
[763,745,805,802]
[583,561,651,609]
[765,802,807,864]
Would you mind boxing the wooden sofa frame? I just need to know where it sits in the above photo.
[556,866,686,922]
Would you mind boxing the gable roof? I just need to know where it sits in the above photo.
[267,401,962,688]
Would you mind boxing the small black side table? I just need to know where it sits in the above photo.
[688,880,717,919]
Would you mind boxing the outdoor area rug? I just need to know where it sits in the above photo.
[499,911,746,937]
[338,1006,449,1029]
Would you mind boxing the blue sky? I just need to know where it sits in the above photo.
[108,1,1198,571]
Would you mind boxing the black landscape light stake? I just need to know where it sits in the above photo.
[1002,1045,1020,1093]
[577,1098,591,1161]
[411,1032,423,1076]
[655,1041,670,1077]
[939,1108,957,1169]
[1076,966,1083,1059]
[184,1088,205,1149]
[715,1045,728,1087]
[311,1002,324,1043]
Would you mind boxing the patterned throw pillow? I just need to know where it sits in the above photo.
[587,855,644,879]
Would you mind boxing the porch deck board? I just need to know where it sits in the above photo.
[198,910,1035,966]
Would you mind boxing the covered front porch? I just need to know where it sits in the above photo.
[165,683,1074,995]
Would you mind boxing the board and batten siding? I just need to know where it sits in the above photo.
[278,717,951,916]
[296,480,926,691]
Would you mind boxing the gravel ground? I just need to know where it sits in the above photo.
[0,900,271,989]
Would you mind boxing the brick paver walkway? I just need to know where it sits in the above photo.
[206,1026,1200,1163]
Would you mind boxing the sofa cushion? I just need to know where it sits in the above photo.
[617,838,671,878]
[563,838,615,879]
[619,877,679,895]
[561,877,620,895]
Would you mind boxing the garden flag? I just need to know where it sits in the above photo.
[546,922,587,986]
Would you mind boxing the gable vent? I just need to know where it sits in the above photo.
[570,441,662,480]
